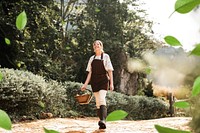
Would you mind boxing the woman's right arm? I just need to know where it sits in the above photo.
[81,71,92,91]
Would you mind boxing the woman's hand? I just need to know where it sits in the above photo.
[81,85,86,91]
[107,70,114,91]
[109,84,114,91]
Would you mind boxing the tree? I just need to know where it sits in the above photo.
[0,0,75,81]
[0,0,162,94]
[68,0,162,95]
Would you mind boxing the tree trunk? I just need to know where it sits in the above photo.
[118,69,138,95]
[113,51,139,95]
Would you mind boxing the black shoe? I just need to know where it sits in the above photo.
[98,120,106,129]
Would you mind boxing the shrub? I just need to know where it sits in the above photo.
[0,68,169,121]
[189,96,200,133]
[107,91,169,120]
[63,81,96,117]
[64,82,169,120]
[0,68,67,121]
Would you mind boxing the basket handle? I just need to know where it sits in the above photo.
[85,88,93,96]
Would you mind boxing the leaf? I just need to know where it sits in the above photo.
[38,101,45,109]
[0,72,3,81]
[145,67,151,74]
[155,124,191,133]
[106,110,128,122]
[65,46,71,50]
[0,109,12,130]
[190,44,200,56]
[16,11,27,30]
[173,101,190,108]
[192,76,200,96]
[175,0,200,14]
[164,36,182,46]
[43,127,60,133]
[95,7,100,12]
[5,38,11,45]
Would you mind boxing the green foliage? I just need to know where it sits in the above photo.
[174,0,200,14]
[63,81,168,120]
[162,1,200,132]
[68,0,162,86]
[0,0,162,96]
[0,73,2,81]
[0,109,12,130]
[16,11,27,30]
[155,124,191,133]
[43,127,60,133]
[173,101,190,108]
[0,0,74,82]
[63,81,96,117]
[188,76,200,132]
[0,68,67,121]
[192,76,200,96]
[106,110,128,122]
[189,102,200,132]
[106,91,168,120]
[4,38,10,45]
[190,44,200,56]
[170,72,200,133]
[164,36,182,46]
[145,67,151,74]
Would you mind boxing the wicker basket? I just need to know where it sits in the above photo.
[75,89,93,105]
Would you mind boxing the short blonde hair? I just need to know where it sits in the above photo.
[93,40,104,53]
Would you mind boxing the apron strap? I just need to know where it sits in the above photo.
[93,53,104,60]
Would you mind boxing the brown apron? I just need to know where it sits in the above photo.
[91,53,109,92]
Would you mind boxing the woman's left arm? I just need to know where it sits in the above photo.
[107,70,114,91]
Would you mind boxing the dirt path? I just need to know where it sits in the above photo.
[0,117,191,133]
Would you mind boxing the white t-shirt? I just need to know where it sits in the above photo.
[86,53,114,72]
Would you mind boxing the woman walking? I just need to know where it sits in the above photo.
[81,40,114,130]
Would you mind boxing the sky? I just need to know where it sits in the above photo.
[141,0,200,51]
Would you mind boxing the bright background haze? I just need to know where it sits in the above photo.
[142,0,200,51]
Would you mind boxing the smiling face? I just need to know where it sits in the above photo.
[93,40,104,53]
